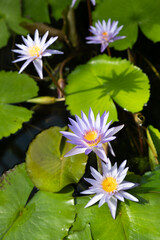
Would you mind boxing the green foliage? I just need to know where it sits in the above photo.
[148,125,160,162]
[65,55,150,122]
[0,164,75,240]
[93,0,160,50]
[0,71,38,139]
[26,126,88,192]
[23,0,50,23]
[49,0,71,20]
[0,0,27,48]
[67,168,160,240]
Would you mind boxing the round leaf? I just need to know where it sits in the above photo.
[65,55,150,122]
[26,126,88,192]
[0,71,38,139]
[93,0,160,50]
[71,194,160,239]
[0,164,75,240]
[0,164,34,237]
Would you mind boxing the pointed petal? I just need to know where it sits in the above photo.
[114,192,124,202]
[40,31,49,46]
[117,182,137,191]
[108,142,115,156]
[107,196,117,219]
[121,191,139,202]
[88,108,95,128]
[33,59,43,79]
[94,147,108,163]
[19,58,33,73]
[64,146,86,157]
[90,166,103,181]
[98,194,106,207]
[85,194,104,208]
[95,112,101,130]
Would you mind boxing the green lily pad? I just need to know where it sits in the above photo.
[65,55,150,122]
[0,71,38,139]
[68,168,160,240]
[26,126,88,192]
[67,224,92,240]
[93,0,160,50]
[23,0,50,23]
[0,163,75,240]
[0,0,27,48]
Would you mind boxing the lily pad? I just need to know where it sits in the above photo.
[0,163,75,240]
[26,126,88,192]
[68,168,160,239]
[0,71,38,139]
[65,55,150,122]
[93,0,160,50]
[0,0,27,48]
[23,0,50,23]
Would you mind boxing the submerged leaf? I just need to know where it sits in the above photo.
[65,55,150,122]
[26,126,88,192]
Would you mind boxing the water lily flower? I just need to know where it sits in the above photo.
[81,159,139,219]
[12,29,63,79]
[86,19,126,52]
[60,108,124,162]
[71,0,96,8]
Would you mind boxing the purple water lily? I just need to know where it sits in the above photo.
[12,29,63,79]
[60,108,124,162]
[81,159,139,219]
[86,19,126,52]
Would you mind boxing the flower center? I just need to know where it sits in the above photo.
[28,45,40,57]
[102,31,108,41]
[102,177,117,192]
[83,130,101,146]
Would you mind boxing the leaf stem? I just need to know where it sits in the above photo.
[43,64,65,96]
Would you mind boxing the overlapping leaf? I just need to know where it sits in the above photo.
[93,0,160,50]
[65,55,150,122]
[0,0,27,48]
[0,71,38,139]
[67,168,160,240]
[26,126,88,192]
[0,163,75,240]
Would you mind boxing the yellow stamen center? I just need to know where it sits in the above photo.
[102,177,117,192]
[102,31,108,40]
[28,45,40,57]
[83,130,101,146]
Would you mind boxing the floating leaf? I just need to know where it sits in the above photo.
[0,71,38,139]
[26,126,88,192]
[67,224,92,240]
[0,0,27,48]
[0,163,75,240]
[93,0,160,50]
[69,169,160,240]
[65,55,150,122]
[23,0,50,23]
